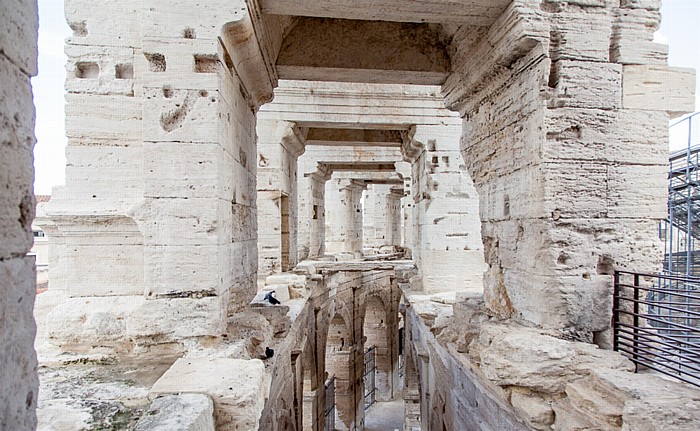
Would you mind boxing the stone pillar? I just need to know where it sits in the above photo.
[256,119,305,281]
[298,166,331,260]
[39,0,276,351]
[447,1,695,337]
[1,0,39,428]
[386,187,404,247]
[326,179,366,257]
[404,124,486,293]
[362,184,395,249]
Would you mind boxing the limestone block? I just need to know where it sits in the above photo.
[550,8,612,62]
[503,271,613,331]
[0,0,38,75]
[142,87,221,143]
[64,143,144,201]
[65,93,142,141]
[568,368,700,430]
[45,295,138,348]
[510,390,554,430]
[139,38,220,89]
[622,65,696,118]
[471,323,633,395]
[136,197,225,246]
[127,297,226,340]
[149,357,269,431]
[143,245,220,296]
[65,0,142,47]
[611,40,667,66]
[134,394,215,431]
[0,55,35,258]
[142,0,248,40]
[607,164,667,218]
[0,257,38,431]
[622,398,700,431]
[620,0,660,9]
[59,234,144,297]
[549,60,622,110]
[476,165,545,220]
[546,218,663,275]
[544,108,668,166]
[543,161,608,219]
[65,44,135,96]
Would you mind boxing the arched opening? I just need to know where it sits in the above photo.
[325,312,354,430]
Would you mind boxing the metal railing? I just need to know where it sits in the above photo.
[613,270,700,387]
[324,377,336,431]
[364,346,376,410]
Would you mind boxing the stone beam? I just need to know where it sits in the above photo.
[306,128,403,147]
[261,80,460,128]
[325,162,397,172]
[277,18,450,85]
[259,0,511,25]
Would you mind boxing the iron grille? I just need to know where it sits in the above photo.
[613,271,700,387]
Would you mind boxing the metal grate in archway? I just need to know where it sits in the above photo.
[364,346,376,410]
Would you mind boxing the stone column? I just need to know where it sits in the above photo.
[326,179,366,257]
[1,0,39,427]
[386,187,404,247]
[298,165,331,260]
[256,119,305,281]
[404,124,486,293]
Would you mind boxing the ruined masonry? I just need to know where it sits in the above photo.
[2,0,700,430]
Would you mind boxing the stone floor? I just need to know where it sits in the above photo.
[364,398,405,431]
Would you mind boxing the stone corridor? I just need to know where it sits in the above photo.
[3,0,700,430]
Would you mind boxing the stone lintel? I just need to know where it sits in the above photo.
[259,0,511,25]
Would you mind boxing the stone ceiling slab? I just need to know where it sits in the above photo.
[259,0,512,25]
[276,18,450,85]
[305,128,403,147]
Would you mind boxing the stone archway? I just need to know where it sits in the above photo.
[325,312,354,431]
[363,295,391,402]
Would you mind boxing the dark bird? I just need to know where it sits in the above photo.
[265,347,274,359]
[264,291,281,305]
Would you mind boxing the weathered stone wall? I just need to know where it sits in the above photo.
[363,184,403,249]
[0,0,39,428]
[256,119,304,281]
[407,124,487,293]
[448,0,695,337]
[38,0,266,352]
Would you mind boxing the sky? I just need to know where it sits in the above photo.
[31,0,700,195]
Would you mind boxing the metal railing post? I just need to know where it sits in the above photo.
[633,273,641,370]
[613,271,620,352]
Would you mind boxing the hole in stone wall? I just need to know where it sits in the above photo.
[75,62,99,79]
[442,156,449,167]
[432,156,439,165]
[183,27,197,39]
[163,86,174,98]
[194,55,219,73]
[68,21,88,37]
[503,195,510,217]
[548,61,559,89]
[428,140,437,152]
[312,205,318,220]
[597,255,615,275]
[115,63,133,79]
[145,53,167,72]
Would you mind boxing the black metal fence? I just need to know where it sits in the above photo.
[324,377,335,431]
[364,346,376,410]
[613,271,700,387]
